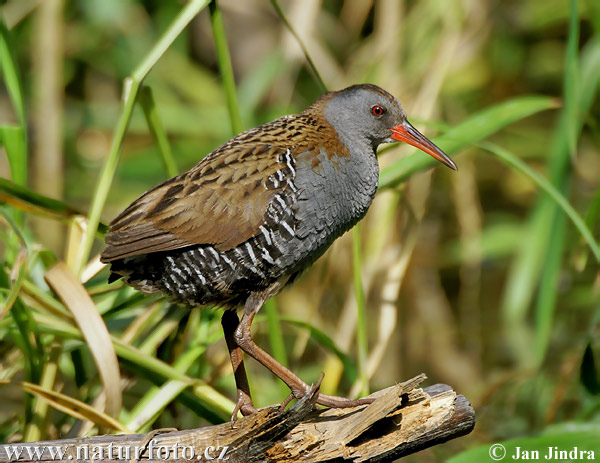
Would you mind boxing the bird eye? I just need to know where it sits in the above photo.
[371,105,384,117]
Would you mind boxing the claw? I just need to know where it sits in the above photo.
[278,393,295,413]
[230,390,258,426]
[279,373,324,413]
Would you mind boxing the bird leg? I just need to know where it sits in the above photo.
[234,287,374,410]
[221,309,257,420]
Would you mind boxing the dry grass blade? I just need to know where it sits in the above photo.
[0,247,27,320]
[44,262,122,418]
[365,231,418,381]
[21,382,131,434]
[80,254,106,284]
[24,344,59,442]
[125,380,190,432]
[65,216,87,274]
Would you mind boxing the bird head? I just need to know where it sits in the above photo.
[321,84,457,170]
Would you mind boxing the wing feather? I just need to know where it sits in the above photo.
[101,143,293,262]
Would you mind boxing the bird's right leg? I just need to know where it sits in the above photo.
[221,309,257,420]
[235,287,374,409]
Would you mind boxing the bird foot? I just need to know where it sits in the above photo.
[315,393,375,408]
[287,390,373,409]
[278,393,296,413]
[278,374,324,413]
[286,374,374,410]
[230,390,258,424]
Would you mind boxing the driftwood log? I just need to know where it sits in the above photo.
[0,375,474,463]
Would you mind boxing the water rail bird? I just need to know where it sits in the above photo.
[101,83,457,418]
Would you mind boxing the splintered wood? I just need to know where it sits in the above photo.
[263,375,473,462]
[0,375,475,463]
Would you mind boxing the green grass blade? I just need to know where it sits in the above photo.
[282,317,358,384]
[132,0,211,84]
[533,210,566,365]
[0,178,108,235]
[270,0,327,93]
[238,51,286,118]
[585,188,600,233]
[0,127,24,230]
[128,380,190,432]
[21,279,70,318]
[586,0,600,34]
[114,339,232,422]
[0,225,27,319]
[0,12,26,129]
[78,0,210,276]
[501,28,600,367]
[0,12,28,227]
[9,301,44,426]
[0,126,28,240]
[264,298,288,367]
[480,142,600,262]
[126,345,206,432]
[0,126,27,188]
[209,0,243,134]
[24,344,61,442]
[379,95,559,189]
[76,79,139,276]
[262,298,296,398]
[501,203,551,365]
[352,226,369,396]
[139,86,179,177]
[527,0,582,366]
[564,0,579,158]
[578,37,600,122]
[32,311,234,421]
[484,118,582,368]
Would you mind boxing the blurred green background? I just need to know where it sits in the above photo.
[0,0,599,461]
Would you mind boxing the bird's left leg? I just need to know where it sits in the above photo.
[221,309,257,420]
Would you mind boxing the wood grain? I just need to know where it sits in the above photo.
[0,375,474,463]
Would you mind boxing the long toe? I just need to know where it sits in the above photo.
[277,393,296,413]
[231,393,258,424]
[315,392,375,409]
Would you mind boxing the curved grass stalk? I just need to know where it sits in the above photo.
[32,312,234,421]
[479,141,600,263]
[77,0,211,278]
[209,0,243,135]
[270,0,327,93]
[352,226,369,397]
[139,86,179,177]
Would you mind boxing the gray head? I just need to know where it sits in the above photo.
[312,83,457,170]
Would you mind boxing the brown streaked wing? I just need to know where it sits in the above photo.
[101,144,294,262]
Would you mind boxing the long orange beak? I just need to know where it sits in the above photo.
[390,121,457,170]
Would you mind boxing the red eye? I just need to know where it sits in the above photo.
[371,105,384,116]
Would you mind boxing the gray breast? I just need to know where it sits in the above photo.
[295,148,379,236]
[265,145,379,276]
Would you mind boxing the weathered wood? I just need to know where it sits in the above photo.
[0,375,474,463]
